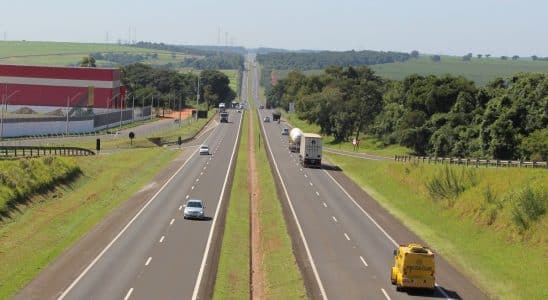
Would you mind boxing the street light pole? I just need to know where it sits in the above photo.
[196,77,200,120]
[178,93,182,127]
[132,95,135,122]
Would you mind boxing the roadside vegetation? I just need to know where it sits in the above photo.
[325,153,547,299]
[0,157,80,219]
[213,112,250,299]
[0,148,178,299]
[266,66,547,161]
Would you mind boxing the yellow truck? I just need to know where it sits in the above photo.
[391,244,436,291]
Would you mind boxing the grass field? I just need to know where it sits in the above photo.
[0,40,198,66]
[213,112,250,299]
[282,112,410,156]
[325,153,547,299]
[273,55,548,86]
[220,69,240,96]
[0,148,178,299]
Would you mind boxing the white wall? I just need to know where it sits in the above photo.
[1,120,94,137]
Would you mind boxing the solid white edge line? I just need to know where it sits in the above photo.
[57,118,221,300]
[145,257,152,266]
[381,288,391,300]
[190,109,243,300]
[258,109,328,299]
[124,288,134,300]
[322,169,452,299]
[360,256,368,267]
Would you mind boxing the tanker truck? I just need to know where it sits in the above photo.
[288,128,303,152]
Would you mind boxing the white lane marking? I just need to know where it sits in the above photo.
[186,195,189,199]
[196,178,200,182]
[191,105,243,300]
[315,191,320,196]
[332,216,338,222]
[200,172,203,175]
[360,256,368,267]
[304,174,308,178]
[191,185,195,190]
[309,182,313,186]
[206,161,209,165]
[323,202,327,208]
[322,169,451,299]
[344,233,350,241]
[170,218,175,226]
[124,288,134,300]
[381,288,391,300]
[57,136,209,299]
[145,257,152,266]
[179,205,183,211]
[257,108,328,300]
[159,236,165,243]
[203,166,206,170]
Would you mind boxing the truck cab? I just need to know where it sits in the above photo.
[391,244,435,292]
[220,112,229,123]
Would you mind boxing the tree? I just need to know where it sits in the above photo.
[485,54,491,58]
[532,55,538,61]
[477,54,483,59]
[199,70,236,110]
[501,56,508,60]
[79,55,96,67]
[410,50,419,58]
[462,53,473,61]
[512,55,520,61]
[431,55,441,62]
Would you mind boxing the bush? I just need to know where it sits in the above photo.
[426,166,477,204]
[511,185,547,230]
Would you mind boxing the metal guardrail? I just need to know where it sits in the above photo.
[0,146,95,157]
[394,155,547,168]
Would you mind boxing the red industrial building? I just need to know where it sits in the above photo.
[0,64,125,109]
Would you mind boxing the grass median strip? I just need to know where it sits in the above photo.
[213,112,250,300]
[0,148,178,299]
[325,153,547,300]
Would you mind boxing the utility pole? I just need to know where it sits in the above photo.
[196,77,200,120]
[151,94,154,120]
[178,93,182,127]
[132,95,135,122]
[119,95,123,132]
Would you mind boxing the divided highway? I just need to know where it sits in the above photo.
[17,110,242,300]
[248,55,487,300]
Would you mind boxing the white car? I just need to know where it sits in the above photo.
[183,199,205,219]
[263,116,270,122]
[199,144,209,155]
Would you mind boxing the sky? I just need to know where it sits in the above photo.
[0,0,547,56]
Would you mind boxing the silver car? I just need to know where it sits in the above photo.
[199,144,209,155]
[183,199,205,219]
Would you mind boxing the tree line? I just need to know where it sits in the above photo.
[266,66,547,161]
[121,63,235,110]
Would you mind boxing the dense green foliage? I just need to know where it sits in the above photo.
[0,157,80,217]
[267,66,548,160]
[133,42,244,70]
[121,64,235,109]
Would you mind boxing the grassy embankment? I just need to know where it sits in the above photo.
[0,114,213,299]
[0,40,196,66]
[282,112,410,157]
[273,55,548,86]
[325,153,547,299]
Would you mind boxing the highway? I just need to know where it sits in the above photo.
[248,55,487,300]
[16,108,242,299]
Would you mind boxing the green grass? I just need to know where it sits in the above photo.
[273,56,548,86]
[282,112,410,156]
[0,148,178,299]
[220,69,240,97]
[324,153,548,299]
[213,112,250,300]
[254,109,306,298]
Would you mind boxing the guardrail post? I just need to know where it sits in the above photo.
[533,161,537,168]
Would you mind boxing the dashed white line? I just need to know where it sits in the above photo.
[300,168,303,172]
[360,256,368,267]
[304,174,308,178]
[179,205,183,211]
[145,256,152,266]
[344,233,350,241]
[196,178,200,182]
[315,191,320,196]
[159,236,165,243]
[381,288,391,300]
[309,182,313,186]
[170,218,175,226]
[124,288,134,300]
[203,166,206,170]
[323,202,327,208]
[200,172,203,175]
[186,195,189,199]
[332,216,338,222]
[191,186,194,190]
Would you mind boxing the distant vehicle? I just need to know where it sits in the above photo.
[288,128,303,152]
[199,144,209,155]
[239,104,244,109]
[391,244,435,292]
[219,103,226,109]
[259,105,264,109]
[299,133,322,168]
[220,112,229,123]
[272,111,281,122]
[183,199,205,220]
[281,128,289,135]
[237,109,241,113]
[263,116,270,122]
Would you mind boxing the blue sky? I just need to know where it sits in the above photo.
[1,0,547,56]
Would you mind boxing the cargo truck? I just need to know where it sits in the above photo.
[288,128,303,152]
[299,133,322,168]
[272,111,281,122]
[391,244,436,292]
[220,112,229,123]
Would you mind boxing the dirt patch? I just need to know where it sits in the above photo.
[249,111,266,299]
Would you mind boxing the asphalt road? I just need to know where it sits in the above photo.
[18,110,243,300]
[248,55,487,300]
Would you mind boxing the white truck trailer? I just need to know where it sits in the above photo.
[299,133,322,168]
[288,128,303,152]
